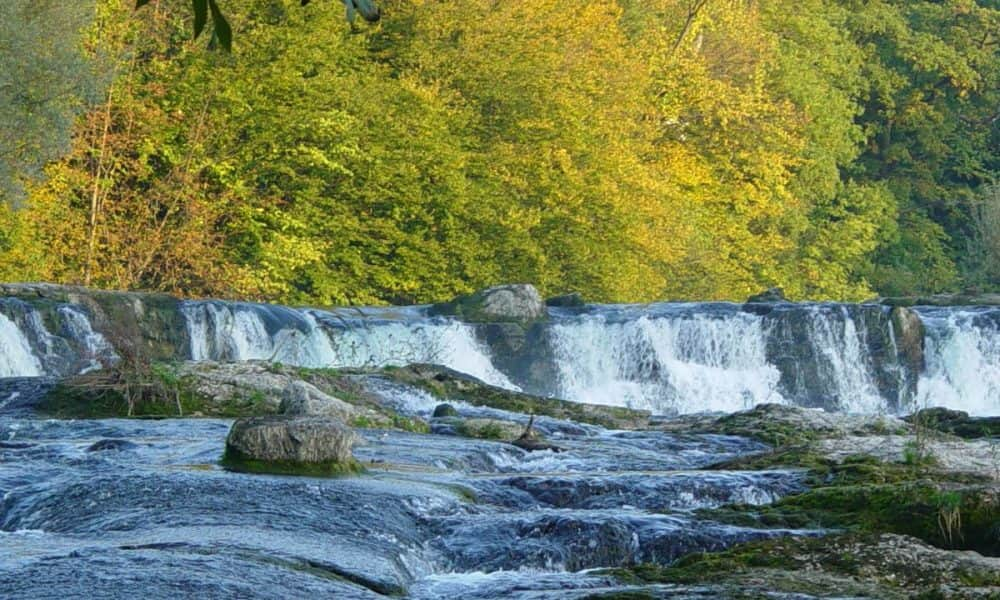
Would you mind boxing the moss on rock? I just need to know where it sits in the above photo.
[221,446,365,477]
[383,364,649,429]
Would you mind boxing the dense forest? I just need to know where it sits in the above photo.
[2,0,999,305]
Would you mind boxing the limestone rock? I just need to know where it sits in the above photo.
[223,415,359,475]
[656,402,910,446]
[279,380,356,421]
[431,284,547,323]
[905,406,1000,439]
[890,305,924,374]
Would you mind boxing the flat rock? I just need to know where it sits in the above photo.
[814,435,1000,481]
[656,403,910,446]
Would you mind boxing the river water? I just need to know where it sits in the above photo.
[0,380,815,599]
[2,295,998,597]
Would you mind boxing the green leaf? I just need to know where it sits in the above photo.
[135,0,152,7]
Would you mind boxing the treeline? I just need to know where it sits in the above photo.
[1,0,999,305]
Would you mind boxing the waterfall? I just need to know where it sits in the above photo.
[181,301,515,388]
[0,313,42,377]
[1,287,999,416]
[547,307,783,414]
[793,305,885,414]
[915,307,1000,416]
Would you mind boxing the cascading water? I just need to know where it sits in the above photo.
[915,307,1000,416]
[0,299,114,378]
[1,289,999,415]
[0,313,42,377]
[182,301,516,388]
[547,306,784,414]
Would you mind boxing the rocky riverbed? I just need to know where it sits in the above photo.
[2,363,998,599]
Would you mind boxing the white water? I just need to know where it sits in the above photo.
[182,302,515,388]
[548,312,784,414]
[799,306,885,414]
[916,309,1000,416]
[1,294,998,416]
[0,313,42,377]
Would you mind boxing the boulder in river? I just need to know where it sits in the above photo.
[432,403,459,418]
[430,284,547,323]
[222,415,361,476]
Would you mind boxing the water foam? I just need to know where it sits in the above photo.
[0,313,42,377]
[548,309,783,414]
[915,308,1000,416]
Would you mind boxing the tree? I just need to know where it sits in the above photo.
[135,0,381,52]
[0,0,98,203]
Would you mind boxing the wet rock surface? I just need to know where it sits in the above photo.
[2,386,812,599]
[655,402,910,445]
[431,284,547,323]
[223,415,360,475]
[279,380,356,421]
[3,359,1000,598]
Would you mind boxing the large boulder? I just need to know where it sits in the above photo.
[223,415,361,476]
[431,284,547,323]
[279,380,356,421]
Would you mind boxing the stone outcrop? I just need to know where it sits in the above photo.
[889,305,924,375]
[384,363,650,430]
[0,282,187,364]
[656,402,910,446]
[905,406,1000,439]
[223,415,361,475]
[279,380,356,421]
[430,284,547,323]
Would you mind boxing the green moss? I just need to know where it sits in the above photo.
[455,420,507,440]
[220,447,365,477]
[703,482,999,555]
[385,365,648,429]
[38,366,276,419]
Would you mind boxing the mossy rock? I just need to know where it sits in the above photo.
[704,481,1000,555]
[605,533,1000,599]
[384,364,649,429]
[221,447,365,477]
[449,417,524,440]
